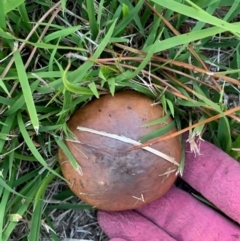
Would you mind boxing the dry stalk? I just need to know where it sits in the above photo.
[129,105,240,151]
[0,2,62,114]
[77,126,179,166]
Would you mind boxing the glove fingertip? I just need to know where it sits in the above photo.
[98,210,177,241]
[183,137,240,223]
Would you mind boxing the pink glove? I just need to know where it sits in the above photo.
[98,137,240,241]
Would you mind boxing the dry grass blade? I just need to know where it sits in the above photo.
[129,106,240,151]
[77,126,179,166]
[111,43,240,86]
[1,0,240,239]
[144,1,221,91]
[0,2,61,114]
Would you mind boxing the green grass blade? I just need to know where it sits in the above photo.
[3,0,25,14]
[0,161,13,241]
[217,117,232,152]
[139,121,175,143]
[113,0,145,36]
[0,114,16,153]
[88,82,99,98]
[13,50,39,133]
[0,27,16,39]
[68,19,117,83]
[43,25,83,43]
[230,135,240,160]
[3,80,39,116]
[141,114,170,127]
[0,0,6,29]
[0,188,9,241]
[28,198,44,241]
[17,112,64,180]
[86,0,99,39]
[97,0,105,25]
[34,168,60,209]
[18,3,32,31]
[0,78,10,97]
[175,116,185,176]
[2,180,39,241]
[55,136,82,174]
[60,0,67,14]
[12,169,39,187]
[130,33,161,78]
[62,62,93,95]
[144,22,240,53]
[152,0,240,35]
[107,77,116,95]
[47,203,92,210]
[166,99,175,117]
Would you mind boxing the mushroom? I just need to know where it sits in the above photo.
[58,91,181,211]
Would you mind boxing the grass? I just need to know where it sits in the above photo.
[0,0,240,240]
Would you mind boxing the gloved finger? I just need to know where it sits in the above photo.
[183,137,240,223]
[136,186,240,241]
[98,209,177,241]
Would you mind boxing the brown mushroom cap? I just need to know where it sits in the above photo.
[58,91,181,211]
